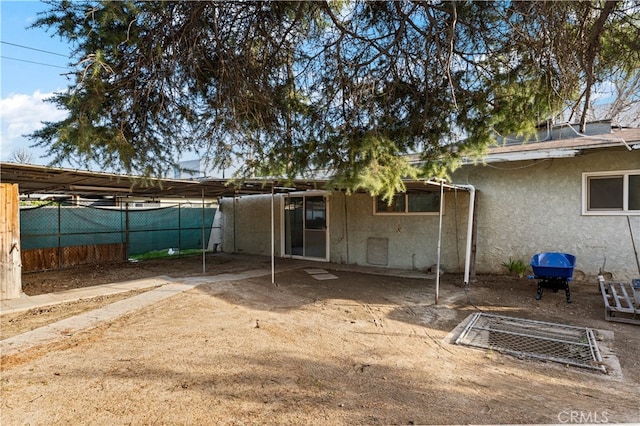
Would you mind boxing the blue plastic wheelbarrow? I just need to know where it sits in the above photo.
[530,252,576,303]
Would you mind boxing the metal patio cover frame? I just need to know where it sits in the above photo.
[0,162,461,198]
[1,162,476,294]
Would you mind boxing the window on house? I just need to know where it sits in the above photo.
[374,193,441,215]
[376,194,405,213]
[583,170,640,214]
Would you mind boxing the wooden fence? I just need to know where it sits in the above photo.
[21,243,127,272]
[1,183,21,299]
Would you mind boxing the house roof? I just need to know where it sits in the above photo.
[473,127,640,163]
[11,124,630,196]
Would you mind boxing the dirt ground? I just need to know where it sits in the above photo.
[19,254,258,296]
[1,254,639,425]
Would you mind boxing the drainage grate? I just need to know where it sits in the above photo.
[455,313,606,373]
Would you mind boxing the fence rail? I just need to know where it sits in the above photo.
[20,201,216,272]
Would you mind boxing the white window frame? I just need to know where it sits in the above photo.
[582,169,640,215]
[373,193,444,216]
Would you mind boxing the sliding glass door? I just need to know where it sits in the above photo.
[283,194,328,261]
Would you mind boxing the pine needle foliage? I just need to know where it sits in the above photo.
[29,0,640,197]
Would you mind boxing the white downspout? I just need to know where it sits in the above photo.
[457,184,476,286]
[271,186,275,285]
[435,180,445,304]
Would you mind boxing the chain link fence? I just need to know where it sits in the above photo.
[20,200,216,272]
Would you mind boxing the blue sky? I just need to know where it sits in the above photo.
[0,0,205,174]
[1,0,74,164]
[0,1,226,176]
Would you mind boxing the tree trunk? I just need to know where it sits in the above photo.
[579,1,618,132]
[1,183,22,300]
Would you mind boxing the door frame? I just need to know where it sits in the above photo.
[279,191,330,262]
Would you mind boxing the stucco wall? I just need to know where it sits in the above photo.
[220,189,472,273]
[220,147,639,281]
[328,191,471,272]
[450,147,640,281]
[219,194,282,256]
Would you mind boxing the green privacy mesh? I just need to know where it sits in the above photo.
[20,202,216,256]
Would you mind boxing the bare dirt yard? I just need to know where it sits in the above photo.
[1,254,639,425]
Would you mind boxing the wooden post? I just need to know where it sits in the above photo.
[1,183,22,300]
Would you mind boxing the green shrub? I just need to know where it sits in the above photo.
[501,257,528,278]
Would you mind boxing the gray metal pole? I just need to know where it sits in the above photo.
[57,201,61,269]
[125,202,130,260]
[628,216,640,276]
[178,203,182,256]
[271,186,275,285]
[202,189,206,274]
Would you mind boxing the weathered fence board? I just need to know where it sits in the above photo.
[21,247,58,272]
[1,183,22,299]
[22,243,127,272]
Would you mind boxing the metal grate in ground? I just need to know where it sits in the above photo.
[455,313,606,373]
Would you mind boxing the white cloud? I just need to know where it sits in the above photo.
[0,91,67,163]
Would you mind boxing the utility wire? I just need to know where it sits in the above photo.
[1,40,68,57]
[1,55,68,69]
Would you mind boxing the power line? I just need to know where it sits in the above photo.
[1,41,68,57]
[1,55,68,70]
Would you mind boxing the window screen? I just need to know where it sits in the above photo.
[408,193,440,212]
[376,194,405,213]
[629,175,640,211]
[588,176,623,210]
[375,193,441,214]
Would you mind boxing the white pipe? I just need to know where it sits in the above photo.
[435,180,445,304]
[418,178,476,286]
[457,184,476,286]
